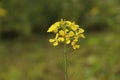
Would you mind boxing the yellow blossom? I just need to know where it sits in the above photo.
[71,41,76,46]
[58,37,64,42]
[49,39,55,42]
[67,31,74,37]
[70,23,79,31]
[79,34,85,38]
[65,29,69,33]
[53,41,58,46]
[59,30,65,36]
[73,45,80,49]
[47,19,85,49]
[66,21,72,26]
[74,36,78,42]
[47,22,60,32]
[78,28,84,33]
[66,38,70,44]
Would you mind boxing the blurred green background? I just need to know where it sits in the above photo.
[0,0,120,80]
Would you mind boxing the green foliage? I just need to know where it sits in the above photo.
[0,31,120,80]
[0,0,120,79]
[0,0,120,36]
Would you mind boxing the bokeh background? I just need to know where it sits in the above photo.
[0,0,120,80]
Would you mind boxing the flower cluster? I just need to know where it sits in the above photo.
[47,19,85,49]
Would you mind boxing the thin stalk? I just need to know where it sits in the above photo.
[64,43,68,80]
[0,19,1,40]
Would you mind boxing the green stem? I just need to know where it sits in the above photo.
[0,18,1,40]
[64,43,68,80]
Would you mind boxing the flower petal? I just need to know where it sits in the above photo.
[49,39,55,42]
[53,41,58,46]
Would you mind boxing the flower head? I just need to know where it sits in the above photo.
[47,19,85,49]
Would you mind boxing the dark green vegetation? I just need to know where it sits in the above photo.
[0,0,120,80]
[0,0,120,36]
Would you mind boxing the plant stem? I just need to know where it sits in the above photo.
[64,43,68,80]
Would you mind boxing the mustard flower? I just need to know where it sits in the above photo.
[47,19,85,49]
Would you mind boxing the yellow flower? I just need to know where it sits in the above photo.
[73,45,80,49]
[67,31,74,37]
[66,38,70,44]
[74,36,79,42]
[70,23,79,31]
[79,34,85,38]
[53,41,58,46]
[49,39,55,42]
[59,30,65,36]
[47,22,60,32]
[78,28,84,33]
[66,21,72,26]
[47,19,85,49]
[71,41,76,46]
[58,37,64,42]
[65,29,69,33]
[71,40,80,49]
[49,33,59,46]
[55,33,59,38]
